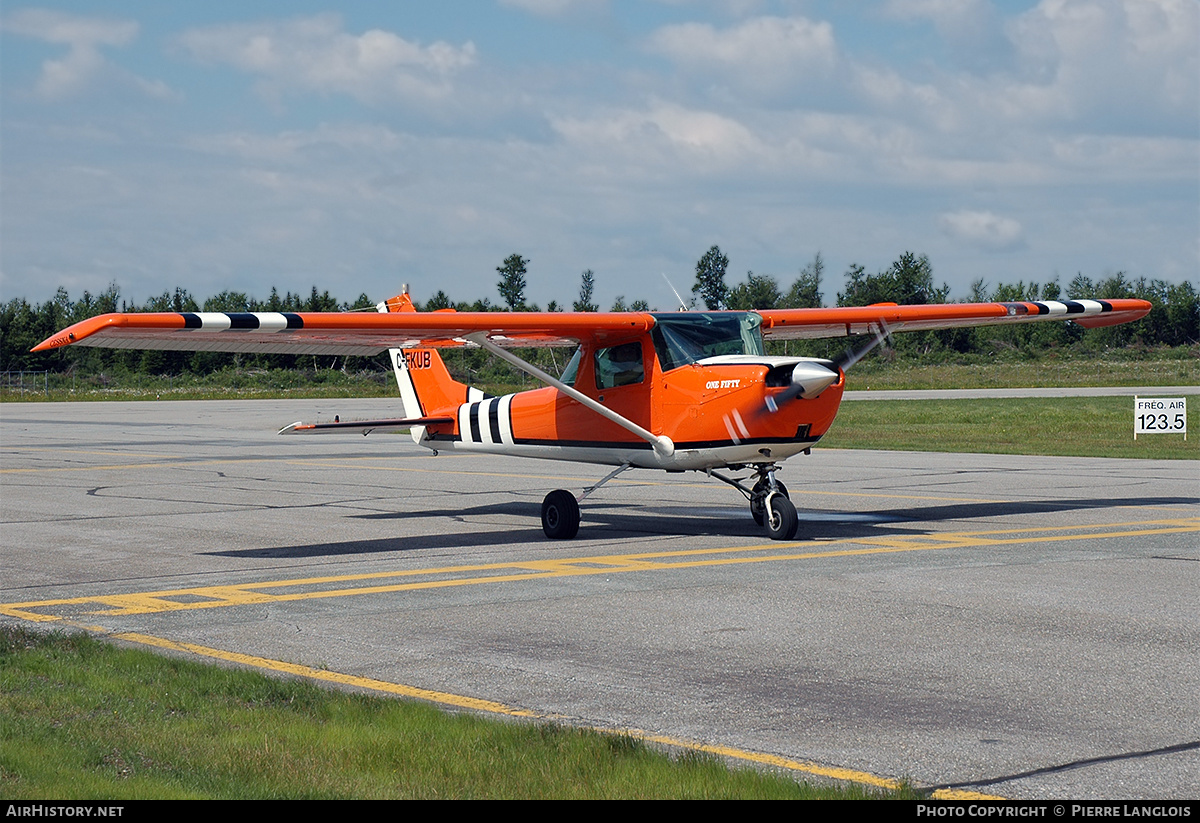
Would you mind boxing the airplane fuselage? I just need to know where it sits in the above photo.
[408,341,845,471]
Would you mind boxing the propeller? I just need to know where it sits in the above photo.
[763,320,891,413]
[834,320,891,371]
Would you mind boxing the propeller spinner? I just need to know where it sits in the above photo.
[764,321,891,413]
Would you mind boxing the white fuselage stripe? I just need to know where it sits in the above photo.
[480,398,497,445]
[458,402,472,443]
[498,395,515,446]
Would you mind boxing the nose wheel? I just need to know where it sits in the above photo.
[750,475,797,539]
[763,494,798,540]
[710,464,800,541]
[749,478,789,526]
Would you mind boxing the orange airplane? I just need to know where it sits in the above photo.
[34,289,1151,541]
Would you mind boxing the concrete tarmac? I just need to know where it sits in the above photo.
[2,399,1197,799]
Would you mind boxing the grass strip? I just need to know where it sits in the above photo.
[3,349,1197,402]
[844,352,1197,391]
[0,627,913,800]
[822,396,1196,460]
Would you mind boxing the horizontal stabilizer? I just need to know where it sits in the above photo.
[279,417,454,436]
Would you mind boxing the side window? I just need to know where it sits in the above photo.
[594,341,644,390]
[559,346,582,387]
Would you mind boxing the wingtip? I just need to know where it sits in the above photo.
[31,335,69,352]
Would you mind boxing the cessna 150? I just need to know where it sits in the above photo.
[34,289,1150,541]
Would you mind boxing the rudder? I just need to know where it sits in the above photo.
[378,289,474,445]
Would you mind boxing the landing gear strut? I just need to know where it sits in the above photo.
[543,462,800,542]
[541,463,633,540]
[710,463,799,541]
[749,477,789,527]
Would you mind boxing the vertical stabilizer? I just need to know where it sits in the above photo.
[378,288,472,445]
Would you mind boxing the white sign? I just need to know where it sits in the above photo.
[1134,397,1187,439]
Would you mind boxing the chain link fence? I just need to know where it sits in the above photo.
[2,370,50,396]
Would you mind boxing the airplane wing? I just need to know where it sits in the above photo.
[32,298,1151,354]
[758,299,1152,340]
[32,310,656,355]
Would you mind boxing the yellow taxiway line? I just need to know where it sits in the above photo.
[104,630,998,799]
[7,520,1186,798]
[4,517,1196,622]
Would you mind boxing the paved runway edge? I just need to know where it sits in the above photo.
[92,624,1007,800]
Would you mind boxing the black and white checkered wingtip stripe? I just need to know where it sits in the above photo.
[1000,300,1113,317]
[179,312,304,330]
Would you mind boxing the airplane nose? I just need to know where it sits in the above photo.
[789,361,840,399]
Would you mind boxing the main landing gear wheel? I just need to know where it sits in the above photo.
[765,495,799,541]
[750,480,789,526]
[541,489,580,539]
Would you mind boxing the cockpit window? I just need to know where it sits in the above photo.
[649,312,764,372]
[594,341,645,389]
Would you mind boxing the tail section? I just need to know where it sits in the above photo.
[378,288,480,445]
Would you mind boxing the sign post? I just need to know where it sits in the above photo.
[1134,397,1187,441]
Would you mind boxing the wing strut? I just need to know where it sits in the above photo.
[465,332,675,459]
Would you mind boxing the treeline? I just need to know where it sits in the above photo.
[1,284,379,376]
[1,248,1196,377]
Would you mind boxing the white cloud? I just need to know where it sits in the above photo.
[188,123,407,164]
[552,102,761,167]
[498,0,607,15]
[939,209,1023,250]
[1,8,168,100]
[883,0,1015,73]
[1003,0,1198,133]
[1,5,1193,307]
[178,14,477,105]
[2,8,137,47]
[646,16,838,101]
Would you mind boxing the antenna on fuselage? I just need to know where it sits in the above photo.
[662,273,690,312]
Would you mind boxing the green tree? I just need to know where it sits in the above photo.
[784,252,824,308]
[497,254,529,310]
[204,291,251,312]
[573,269,598,312]
[345,293,375,311]
[837,252,947,306]
[727,272,781,310]
[968,278,990,303]
[1066,273,1095,299]
[305,286,339,312]
[692,245,729,310]
[1162,280,1199,345]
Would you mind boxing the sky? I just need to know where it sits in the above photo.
[1,0,1196,311]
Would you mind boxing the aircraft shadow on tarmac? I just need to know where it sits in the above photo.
[201,495,1197,560]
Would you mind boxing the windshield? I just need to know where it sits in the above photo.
[649,312,764,372]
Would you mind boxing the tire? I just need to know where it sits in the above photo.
[542,489,580,539]
[765,495,798,541]
[750,480,789,526]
